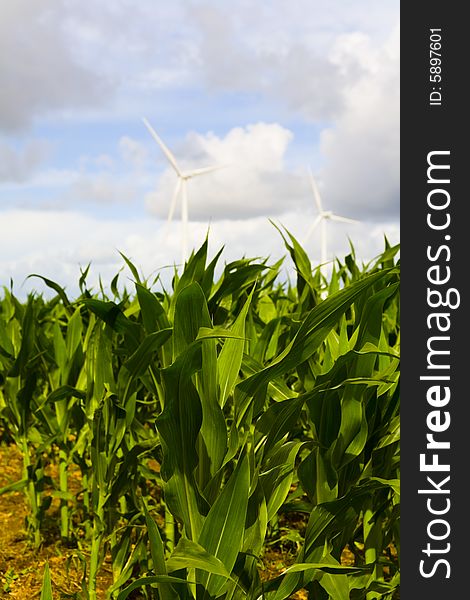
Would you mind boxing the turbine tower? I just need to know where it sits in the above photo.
[143,117,221,264]
[304,167,359,276]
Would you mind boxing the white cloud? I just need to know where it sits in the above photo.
[0,208,398,299]
[119,136,148,170]
[1,1,399,132]
[145,123,308,220]
[186,1,398,120]
[0,1,399,291]
[0,139,50,182]
[0,140,152,210]
[0,167,141,211]
[319,25,399,219]
[187,3,348,120]
[182,3,399,221]
[0,1,111,132]
[62,172,141,206]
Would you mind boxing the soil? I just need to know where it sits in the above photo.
[0,444,309,599]
[0,443,388,600]
[0,444,114,599]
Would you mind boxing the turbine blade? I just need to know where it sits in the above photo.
[181,179,189,264]
[167,178,181,226]
[142,117,181,176]
[308,166,323,213]
[330,214,360,225]
[319,219,328,298]
[304,214,323,241]
[320,218,327,266]
[187,164,226,178]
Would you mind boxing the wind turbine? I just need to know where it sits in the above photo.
[143,117,222,263]
[304,167,359,276]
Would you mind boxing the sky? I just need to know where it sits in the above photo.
[0,0,399,297]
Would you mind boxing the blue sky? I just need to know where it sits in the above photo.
[0,0,399,296]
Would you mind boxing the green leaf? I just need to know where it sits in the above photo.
[136,283,170,333]
[116,575,191,600]
[218,288,254,407]
[284,562,363,575]
[167,537,231,578]
[243,478,268,555]
[0,477,29,495]
[118,251,142,284]
[175,237,209,296]
[144,505,167,575]
[45,385,86,404]
[83,298,141,349]
[65,306,83,362]
[197,338,227,493]
[236,270,393,421]
[157,344,208,540]
[40,562,53,600]
[27,274,70,307]
[197,455,250,596]
[173,282,211,357]
[124,328,172,377]
[256,397,304,457]
[196,327,245,342]
[272,222,316,299]
[144,506,179,600]
[9,296,36,377]
[260,441,304,521]
[319,572,350,600]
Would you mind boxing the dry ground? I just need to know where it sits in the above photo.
[0,444,310,599]
[0,444,113,599]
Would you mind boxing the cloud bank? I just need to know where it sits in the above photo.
[0,1,399,295]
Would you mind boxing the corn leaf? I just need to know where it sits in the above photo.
[197,454,250,596]
[40,562,53,600]
[167,537,231,578]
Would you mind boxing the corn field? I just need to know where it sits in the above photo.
[0,232,400,599]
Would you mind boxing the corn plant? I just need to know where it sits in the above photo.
[0,232,400,600]
[0,290,55,547]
